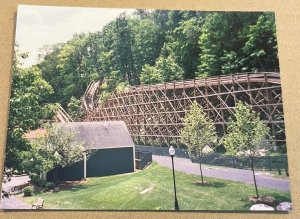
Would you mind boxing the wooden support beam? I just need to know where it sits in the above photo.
[88,72,284,147]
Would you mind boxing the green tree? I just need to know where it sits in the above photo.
[140,64,163,84]
[171,18,202,79]
[221,101,270,198]
[31,124,85,182]
[67,96,83,121]
[56,34,91,106]
[220,51,243,74]
[197,12,261,77]
[6,48,55,173]
[115,13,136,84]
[39,33,102,109]
[97,22,120,90]
[241,13,279,72]
[19,137,53,175]
[140,54,184,84]
[151,10,179,34]
[155,55,184,82]
[131,18,163,75]
[180,101,217,183]
[37,43,64,104]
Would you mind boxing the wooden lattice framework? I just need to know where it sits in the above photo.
[86,72,285,147]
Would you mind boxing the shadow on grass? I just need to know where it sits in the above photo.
[36,184,92,194]
[270,193,291,202]
[240,197,253,209]
[33,190,43,195]
[193,181,226,188]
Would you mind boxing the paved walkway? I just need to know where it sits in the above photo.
[1,175,31,209]
[2,175,30,191]
[1,195,31,209]
[153,155,290,192]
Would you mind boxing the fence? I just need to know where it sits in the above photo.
[136,145,288,175]
[135,150,152,170]
[189,153,289,176]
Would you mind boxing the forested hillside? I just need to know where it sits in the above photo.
[29,10,278,118]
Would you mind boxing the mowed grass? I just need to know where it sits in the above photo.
[23,162,291,210]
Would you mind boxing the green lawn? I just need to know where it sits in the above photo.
[23,162,291,210]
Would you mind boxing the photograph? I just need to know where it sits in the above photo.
[0,4,292,212]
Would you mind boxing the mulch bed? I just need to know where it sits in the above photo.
[193,181,210,185]
[249,195,278,207]
[57,180,87,190]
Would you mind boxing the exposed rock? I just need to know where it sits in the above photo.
[276,202,292,211]
[250,204,275,211]
[249,195,278,207]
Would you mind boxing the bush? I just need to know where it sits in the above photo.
[29,173,39,183]
[45,181,55,189]
[29,174,46,187]
[23,186,33,197]
[37,179,47,187]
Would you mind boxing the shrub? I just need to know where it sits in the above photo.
[30,174,46,187]
[38,179,47,187]
[23,186,33,197]
[29,173,40,183]
[45,181,55,189]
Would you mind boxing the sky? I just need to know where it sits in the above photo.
[16,5,136,67]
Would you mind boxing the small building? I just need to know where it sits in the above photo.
[47,121,135,181]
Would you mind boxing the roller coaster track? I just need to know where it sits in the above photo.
[86,72,285,147]
[82,80,101,113]
[51,79,101,123]
[55,104,74,123]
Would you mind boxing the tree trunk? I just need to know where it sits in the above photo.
[250,156,259,198]
[199,153,204,184]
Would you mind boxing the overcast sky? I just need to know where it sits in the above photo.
[16,5,135,67]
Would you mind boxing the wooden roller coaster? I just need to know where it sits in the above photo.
[85,72,285,147]
[82,80,101,113]
[55,104,74,123]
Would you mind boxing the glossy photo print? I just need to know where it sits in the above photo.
[1,5,292,212]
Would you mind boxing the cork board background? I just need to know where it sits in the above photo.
[0,0,299,218]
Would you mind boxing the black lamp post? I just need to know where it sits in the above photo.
[169,146,179,211]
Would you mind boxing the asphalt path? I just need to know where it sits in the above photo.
[2,175,30,191]
[0,195,31,209]
[1,175,31,209]
[153,155,290,192]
